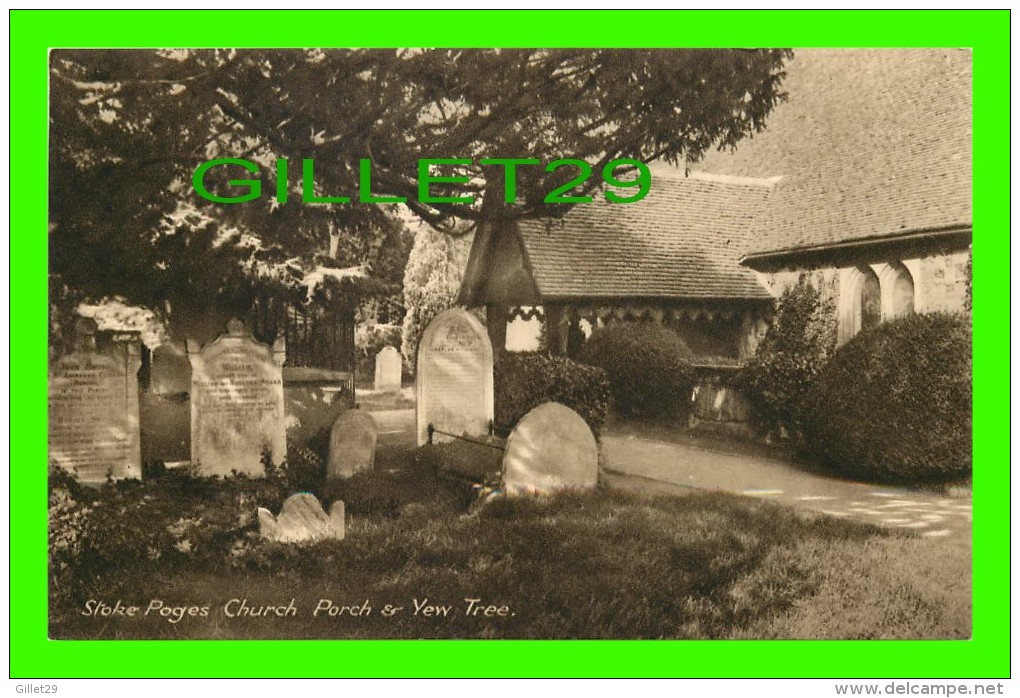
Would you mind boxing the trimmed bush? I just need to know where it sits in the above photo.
[800,313,972,484]
[737,278,837,439]
[577,322,696,419]
[494,352,610,436]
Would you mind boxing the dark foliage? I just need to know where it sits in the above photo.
[494,352,610,436]
[736,280,836,439]
[800,313,972,484]
[964,246,973,313]
[578,322,696,418]
[50,49,791,343]
[319,446,472,518]
[48,464,292,611]
[48,442,468,619]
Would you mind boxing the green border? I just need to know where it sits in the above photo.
[12,9,1010,679]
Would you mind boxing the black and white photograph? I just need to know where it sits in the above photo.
[47,47,973,641]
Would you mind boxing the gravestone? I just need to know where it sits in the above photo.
[257,493,345,543]
[416,308,494,446]
[188,319,286,477]
[48,318,142,483]
[327,409,378,479]
[374,346,403,393]
[502,402,598,495]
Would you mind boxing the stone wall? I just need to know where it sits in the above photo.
[754,247,970,347]
[914,250,970,313]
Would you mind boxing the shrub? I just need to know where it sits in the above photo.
[400,225,472,374]
[737,278,837,439]
[494,352,610,436]
[800,313,972,484]
[964,246,972,313]
[577,322,696,419]
[47,464,296,611]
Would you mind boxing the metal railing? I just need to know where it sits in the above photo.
[426,423,507,450]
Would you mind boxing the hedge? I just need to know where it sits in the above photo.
[494,352,610,437]
[577,322,696,419]
[737,279,837,439]
[800,313,972,484]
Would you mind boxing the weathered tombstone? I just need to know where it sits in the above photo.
[327,409,378,479]
[257,493,345,543]
[416,308,494,446]
[502,402,598,495]
[374,346,403,393]
[48,318,142,483]
[188,319,286,477]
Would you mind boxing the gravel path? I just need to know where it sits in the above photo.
[602,434,972,542]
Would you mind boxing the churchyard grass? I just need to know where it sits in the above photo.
[50,450,970,640]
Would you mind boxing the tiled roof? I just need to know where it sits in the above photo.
[693,49,972,257]
[517,171,774,301]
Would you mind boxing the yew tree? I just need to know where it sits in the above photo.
[49,48,792,341]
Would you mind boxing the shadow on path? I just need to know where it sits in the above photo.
[602,431,972,545]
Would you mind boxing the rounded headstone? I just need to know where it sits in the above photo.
[374,346,403,392]
[415,308,494,446]
[328,409,378,479]
[502,402,598,495]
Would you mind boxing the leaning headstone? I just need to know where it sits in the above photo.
[327,409,378,479]
[48,318,142,483]
[374,346,403,393]
[416,308,494,446]
[502,402,598,495]
[188,319,286,477]
[257,493,345,543]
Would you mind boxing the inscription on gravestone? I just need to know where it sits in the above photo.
[374,346,402,393]
[188,319,286,477]
[48,318,142,482]
[416,308,494,446]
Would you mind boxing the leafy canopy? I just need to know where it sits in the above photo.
[49,48,792,336]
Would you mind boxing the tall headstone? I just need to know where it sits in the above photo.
[48,318,142,482]
[374,346,403,393]
[188,319,286,477]
[327,409,378,479]
[502,402,598,495]
[416,308,494,446]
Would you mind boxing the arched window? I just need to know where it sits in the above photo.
[887,262,915,318]
[859,267,881,331]
[838,262,917,345]
[838,266,882,345]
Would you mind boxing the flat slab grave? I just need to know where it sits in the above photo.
[416,308,493,446]
[48,318,142,482]
[502,402,598,495]
[328,409,378,479]
[374,346,402,392]
[188,319,286,477]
